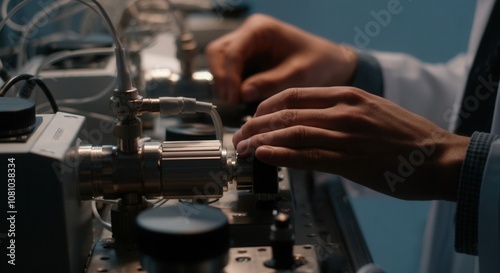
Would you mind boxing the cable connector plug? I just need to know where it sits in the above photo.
[139,96,223,144]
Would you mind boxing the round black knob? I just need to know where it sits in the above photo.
[0,97,36,137]
[136,204,229,273]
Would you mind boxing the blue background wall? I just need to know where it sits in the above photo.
[244,0,475,63]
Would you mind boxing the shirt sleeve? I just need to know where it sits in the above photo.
[350,51,384,97]
[455,131,500,255]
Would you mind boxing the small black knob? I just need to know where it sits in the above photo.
[253,159,279,194]
[0,97,36,137]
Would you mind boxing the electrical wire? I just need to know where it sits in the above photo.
[34,48,116,113]
[0,74,58,113]
[16,0,72,68]
[36,77,117,114]
[0,59,12,82]
[16,1,112,68]
[75,0,132,91]
[20,3,89,53]
[35,47,115,76]
[0,74,33,96]
[50,3,88,25]
[91,200,112,231]
[157,97,225,144]
[31,78,58,112]
[0,0,31,32]
[75,0,122,49]
[164,0,186,35]
[209,106,224,144]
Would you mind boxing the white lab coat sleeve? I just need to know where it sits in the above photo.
[370,51,468,129]
[478,139,500,272]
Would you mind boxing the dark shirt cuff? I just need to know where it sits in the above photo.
[350,51,384,97]
[455,132,500,255]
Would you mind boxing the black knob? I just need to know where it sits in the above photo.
[253,159,279,194]
[136,204,230,273]
[0,97,36,137]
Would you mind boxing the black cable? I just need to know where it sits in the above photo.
[0,74,33,96]
[0,74,58,113]
[18,78,36,98]
[0,68,11,82]
[0,59,12,82]
[32,78,58,113]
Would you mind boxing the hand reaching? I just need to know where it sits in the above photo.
[206,14,357,104]
[233,87,470,201]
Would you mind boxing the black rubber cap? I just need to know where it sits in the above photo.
[0,97,36,136]
[136,205,229,262]
[253,159,279,194]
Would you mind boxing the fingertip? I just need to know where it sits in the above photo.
[241,84,260,102]
[255,146,275,160]
[236,139,250,156]
[232,130,242,146]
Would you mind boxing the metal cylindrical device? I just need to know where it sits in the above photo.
[142,142,162,197]
[79,140,236,200]
[79,144,117,200]
[235,157,253,191]
[161,140,228,199]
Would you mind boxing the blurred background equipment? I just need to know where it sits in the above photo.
[0,0,475,272]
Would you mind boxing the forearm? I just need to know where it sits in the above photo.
[350,51,384,97]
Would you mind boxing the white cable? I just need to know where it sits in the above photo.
[50,3,87,25]
[77,0,122,49]
[35,76,117,113]
[164,0,186,35]
[91,200,112,231]
[0,0,31,32]
[76,0,132,91]
[209,106,224,144]
[34,48,116,112]
[16,0,72,69]
[17,0,133,93]
[158,97,224,144]
[35,47,115,75]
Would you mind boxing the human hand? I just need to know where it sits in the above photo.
[232,87,470,201]
[206,14,357,105]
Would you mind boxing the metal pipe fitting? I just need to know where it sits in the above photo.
[78,140,239,200]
